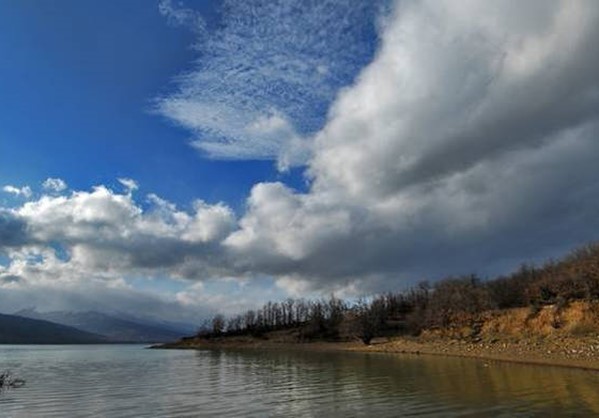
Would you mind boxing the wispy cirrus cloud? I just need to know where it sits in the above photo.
[158,0,205,32]
[156,0,386,168]
[117,178,139,193]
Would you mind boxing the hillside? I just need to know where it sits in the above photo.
[159,300,599,370]
[164,243,599,343]
[158,243,599,369]
[16,310,187,343]
[0,313,106,344]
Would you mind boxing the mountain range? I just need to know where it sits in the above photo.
[14,309,192,343]
[0,313,106,344]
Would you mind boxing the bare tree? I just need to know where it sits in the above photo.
[212,314,225,335]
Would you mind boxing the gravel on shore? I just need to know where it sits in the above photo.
[153,334,599,371]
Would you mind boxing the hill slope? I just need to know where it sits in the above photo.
[16,310,187,343]
[0,313,106,344]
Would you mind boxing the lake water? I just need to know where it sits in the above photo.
[1,345,599,417]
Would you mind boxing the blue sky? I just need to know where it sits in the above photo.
[1,1,599,322]
[0,0,381,211]
[0,1,288,211]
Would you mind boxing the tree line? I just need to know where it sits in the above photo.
[196,243,599,344]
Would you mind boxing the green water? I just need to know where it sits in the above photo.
[1,345,598,417]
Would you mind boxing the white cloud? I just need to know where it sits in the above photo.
[4,0,599,317]
[42,178,67,193]
[156,0,384,167]
[224,0,599,291]
[225,182,352,261]
[310,0,599,201]
[174,276,287,316]
[182,200,236,243]
[0,257,211,323]
[158,0,205,32]
[0,183,242,319]
[2,185,32,199]
[117,178,139,193]
[12,185,235,278]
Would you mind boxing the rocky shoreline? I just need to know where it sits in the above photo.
[153,333,599,371]
[154,301,599,371]
[357,335,599,371]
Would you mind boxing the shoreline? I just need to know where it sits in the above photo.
[153,335,599,372]
[154,301,599,372]
[359,338,599,372]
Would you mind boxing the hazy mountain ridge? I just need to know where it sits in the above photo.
[16,309,189,343]
[0,313,107,344]
[117,314,197,336]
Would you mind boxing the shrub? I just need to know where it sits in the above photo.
[0,371,25,389]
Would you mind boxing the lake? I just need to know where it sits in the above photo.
[1,345,599,417]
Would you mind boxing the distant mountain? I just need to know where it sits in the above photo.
[16,309,188,343]
[118,314,197,336]
[0,313,106,344]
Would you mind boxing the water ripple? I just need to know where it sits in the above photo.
[1,345,599,417]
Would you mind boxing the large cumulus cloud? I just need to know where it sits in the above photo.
[10,186,236,278]
[225,0,599,291]
[0,210,29,248]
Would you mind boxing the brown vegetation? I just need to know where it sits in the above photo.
[184,243,599,348]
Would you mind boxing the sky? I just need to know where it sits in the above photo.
[1,0,599,323]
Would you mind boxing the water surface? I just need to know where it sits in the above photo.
[1,345,598,417]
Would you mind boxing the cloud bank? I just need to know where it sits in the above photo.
[0,183,239,320]
[2,0,599,317]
